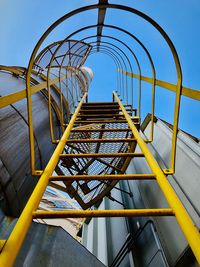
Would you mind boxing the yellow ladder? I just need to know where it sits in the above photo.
[0,91,200,266]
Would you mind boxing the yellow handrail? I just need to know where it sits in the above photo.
[119,70,200,101]
[0,74,67,109]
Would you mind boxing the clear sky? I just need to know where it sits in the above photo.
[0,0,199,137]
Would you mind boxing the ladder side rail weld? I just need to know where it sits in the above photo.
[113,91,200,264]
[0,93,87,267]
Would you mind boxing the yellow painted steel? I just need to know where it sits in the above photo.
[0,93,87,267]
[45,43,90,143]
[1,91,199,265]
[0,75,67,109]
[0,240,6,250]
[47,69,57,143]
[27,74,69,175]
[46,43,65,143]
[32,209,174,219]
[40,72,70,132]
[113,91,200,264]
[119,69,200,101]
[0,65,25,75]
[119,69,182,173]
[49,174,156,181]
[22,3,182,175]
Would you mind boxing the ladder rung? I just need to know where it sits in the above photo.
[60,152,144,158]
[80,105,120,109]
[74,119,139,124]
[33,209,175,219]
[79,112,120,115]
[82,106,119,109]
[71,128,132,132]
[80,108,120,112]
[82,102,119,105]
[66,138,136,143]
[77,114,124,118]
[78,116,139,119]
[49,174,156,181]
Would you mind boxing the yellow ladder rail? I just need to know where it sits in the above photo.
[0,92,87,267]
[113,91,200,264]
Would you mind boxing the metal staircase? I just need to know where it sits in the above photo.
[0,91,200,266]
[54,100,139,209]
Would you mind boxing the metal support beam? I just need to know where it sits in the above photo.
[96,0,108,51]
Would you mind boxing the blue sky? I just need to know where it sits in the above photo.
[0,0,199,137]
